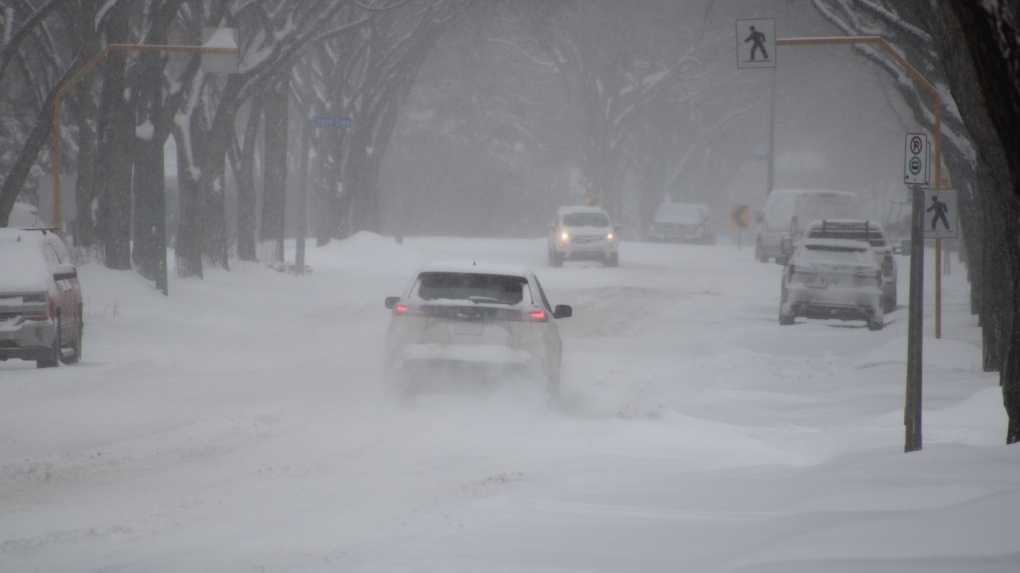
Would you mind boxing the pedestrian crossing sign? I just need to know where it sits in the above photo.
[923,189,958,239]
[737,19,776,69]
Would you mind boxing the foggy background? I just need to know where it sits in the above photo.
[368,0,915,240]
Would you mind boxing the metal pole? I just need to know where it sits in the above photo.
[767,66,776,196]
[935,238,941,338]
[905,185,924,452]
[150,2,168,295]
[295,62,311,277]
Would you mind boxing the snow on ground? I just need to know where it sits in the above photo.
[1,234,1016,572]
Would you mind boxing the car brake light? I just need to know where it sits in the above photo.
[393,304,430,317]
[530,310,548,322]
[787,263,796,279]
[49,296,57,319]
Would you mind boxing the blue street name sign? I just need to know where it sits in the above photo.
[313,116,353,128]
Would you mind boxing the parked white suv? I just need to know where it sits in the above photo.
[548,205,619,267]
[802,219,898,312]
[777,237,884,330]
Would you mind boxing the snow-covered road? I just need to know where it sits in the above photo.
[2,235,1016,572]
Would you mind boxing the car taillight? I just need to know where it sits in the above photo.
[505,309,548,322]
[392,304,429,317]
[787,263,796,279]
[882,254,894,273]
[49,296,56,319]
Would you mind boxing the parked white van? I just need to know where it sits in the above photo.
[754,189,862,262]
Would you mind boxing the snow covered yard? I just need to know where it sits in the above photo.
[1,234,1016,572]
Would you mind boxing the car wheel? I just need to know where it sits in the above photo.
[605,253,618,267]
[884,287,897,313]
[755,241,768,263]
[545,364,561,399]
[60,320,83,365]
[37,317,60,368]
[779,313,795,326]
[551,250,563,267]
[867,315,884,331]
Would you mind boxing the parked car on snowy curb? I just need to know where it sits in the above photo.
[0,228,84,367]
[802,219,898,313]
[777,237,884,331]
[384,261,572,398]
[548,205,620,267]
[754,189,862,262]
[646,201,716,244]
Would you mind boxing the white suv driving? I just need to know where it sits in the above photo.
[548,205,619,267]
[384,261,572,397]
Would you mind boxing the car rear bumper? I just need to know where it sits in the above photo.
[0,320,56,361]
[782,284,882,321]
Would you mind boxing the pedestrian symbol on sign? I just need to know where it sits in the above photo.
[927,195,949,231]
[736,19,776,69]
[922,189,958,239]
[744,26,769,61]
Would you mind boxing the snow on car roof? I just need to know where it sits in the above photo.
[0,229,53,291]
[800,237,872,251]
[415,260,532,277]
[557,205,608,215]
[805,219,886,230]
[769,188,859,199]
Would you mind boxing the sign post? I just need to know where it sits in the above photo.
[905,184,925,452]
[730,204,750,249]
[903,132,935,452]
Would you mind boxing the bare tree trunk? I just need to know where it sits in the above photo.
[73,96,98,248]
[234,94,263,262]
[94,3,133,269]
[937,0,1020,442]
[260,78,287,263]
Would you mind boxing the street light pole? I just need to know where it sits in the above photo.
[149,2,168,295]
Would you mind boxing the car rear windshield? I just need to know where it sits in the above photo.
[801,245,873,265]
[806,226,886,247]
[563,212,610,227]
[414,272,529,305]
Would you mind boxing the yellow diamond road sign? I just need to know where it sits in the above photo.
[730,204,750,230]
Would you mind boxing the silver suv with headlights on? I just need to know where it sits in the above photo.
[548,205,619,267]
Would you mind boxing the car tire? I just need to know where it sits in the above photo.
[546,364,561,398]
[867,316,884,331]
[779,313,795,326]
[551,250,563,267]
[61,319,83,365]
[883,287,897,313]
[755,241,768,263]
[606,253,618,267]
[37,317,60,369]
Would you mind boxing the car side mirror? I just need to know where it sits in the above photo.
[898,239,911,253]
[753,210,764,223]
[614,224,622,231]
[780,237,794,256]
[54,263,77,281]
[384,296,400,309]
[553,304,572,319]
[775,256,789,266]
